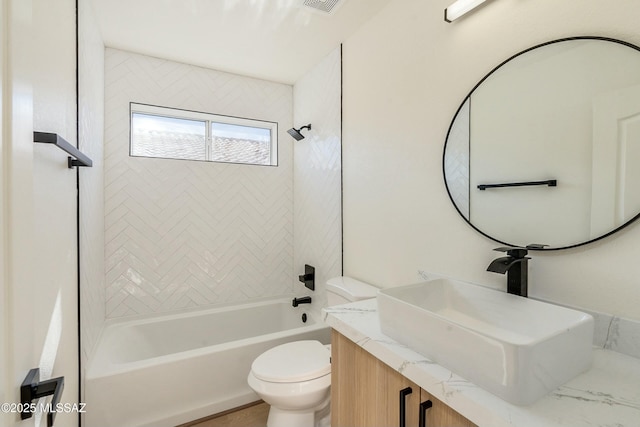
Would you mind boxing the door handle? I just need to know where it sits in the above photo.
[399,387,412,427]
[20,368,65,427]
[419,400,433,427]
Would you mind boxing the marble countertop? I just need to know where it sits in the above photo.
[324,299,640,427]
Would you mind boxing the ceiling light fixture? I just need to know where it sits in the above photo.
[444,0,488,22]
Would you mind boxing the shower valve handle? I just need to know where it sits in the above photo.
[298,264,315,291]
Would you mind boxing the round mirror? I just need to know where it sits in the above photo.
[443,37,640,250]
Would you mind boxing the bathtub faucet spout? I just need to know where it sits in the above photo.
[292,296,312,307]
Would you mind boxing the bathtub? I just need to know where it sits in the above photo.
[85,298,330,427]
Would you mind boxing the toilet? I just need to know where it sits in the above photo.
[247,276,378,427]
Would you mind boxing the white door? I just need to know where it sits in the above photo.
[591,84,640,237]
[1,0,39,425]
[1,0,80,426]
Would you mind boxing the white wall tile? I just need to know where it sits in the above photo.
[293,47,343,311]
[444,98,470,220]
[79,0,106,366]
[104,49,294,318]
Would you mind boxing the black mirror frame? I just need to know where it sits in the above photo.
[442,36,640,251]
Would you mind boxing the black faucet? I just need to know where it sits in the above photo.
[486,246,531,297]
[292,296,312,307]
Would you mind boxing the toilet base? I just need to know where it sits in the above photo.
[267,407,314,427]
[266,397,330,427]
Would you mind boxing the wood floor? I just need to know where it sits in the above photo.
[178,401,269,427]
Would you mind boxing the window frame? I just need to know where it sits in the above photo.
[129,102,279,166]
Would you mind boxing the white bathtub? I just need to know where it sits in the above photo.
[85,299,330,427]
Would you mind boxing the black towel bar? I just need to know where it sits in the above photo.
[20,368,65,427]
[33,131,93,168]
[477,179,557,190]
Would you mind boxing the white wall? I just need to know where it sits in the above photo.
[0,1,36,425]
[31,0,79,425]
[78,0,105,376]
[0,3,6,422]
[293,47,343,312]
[0,3,79,425]
[342,0,640,321]
[104,49,294,318]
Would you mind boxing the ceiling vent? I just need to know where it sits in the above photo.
[303,0,344,15]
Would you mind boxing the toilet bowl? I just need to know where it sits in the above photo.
[247,276,378,427]
[248,340,331,427]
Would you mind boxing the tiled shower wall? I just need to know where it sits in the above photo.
[444,99,470,220]
[79,0,105,364]
[293,47,343,310]
[104,49,294,318]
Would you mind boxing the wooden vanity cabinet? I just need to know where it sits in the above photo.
[331,330,477,427]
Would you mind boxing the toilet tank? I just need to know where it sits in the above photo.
[326,276,378,306]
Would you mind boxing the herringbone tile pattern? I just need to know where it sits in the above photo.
[104,49,294,318]
[444,98,470,220]
[293,48,342,307]
[78,0,105,364]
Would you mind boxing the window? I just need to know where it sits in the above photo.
[130,103,278,166]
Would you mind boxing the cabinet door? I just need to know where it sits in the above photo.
[331,330,420,427]
[419,389,477,427]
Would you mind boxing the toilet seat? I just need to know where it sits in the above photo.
[251,340,330,383]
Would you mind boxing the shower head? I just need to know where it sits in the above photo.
[287,124,312,141]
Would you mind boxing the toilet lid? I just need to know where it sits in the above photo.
[251,340,331,383]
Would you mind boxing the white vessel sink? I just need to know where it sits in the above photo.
[377,278,594,405]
